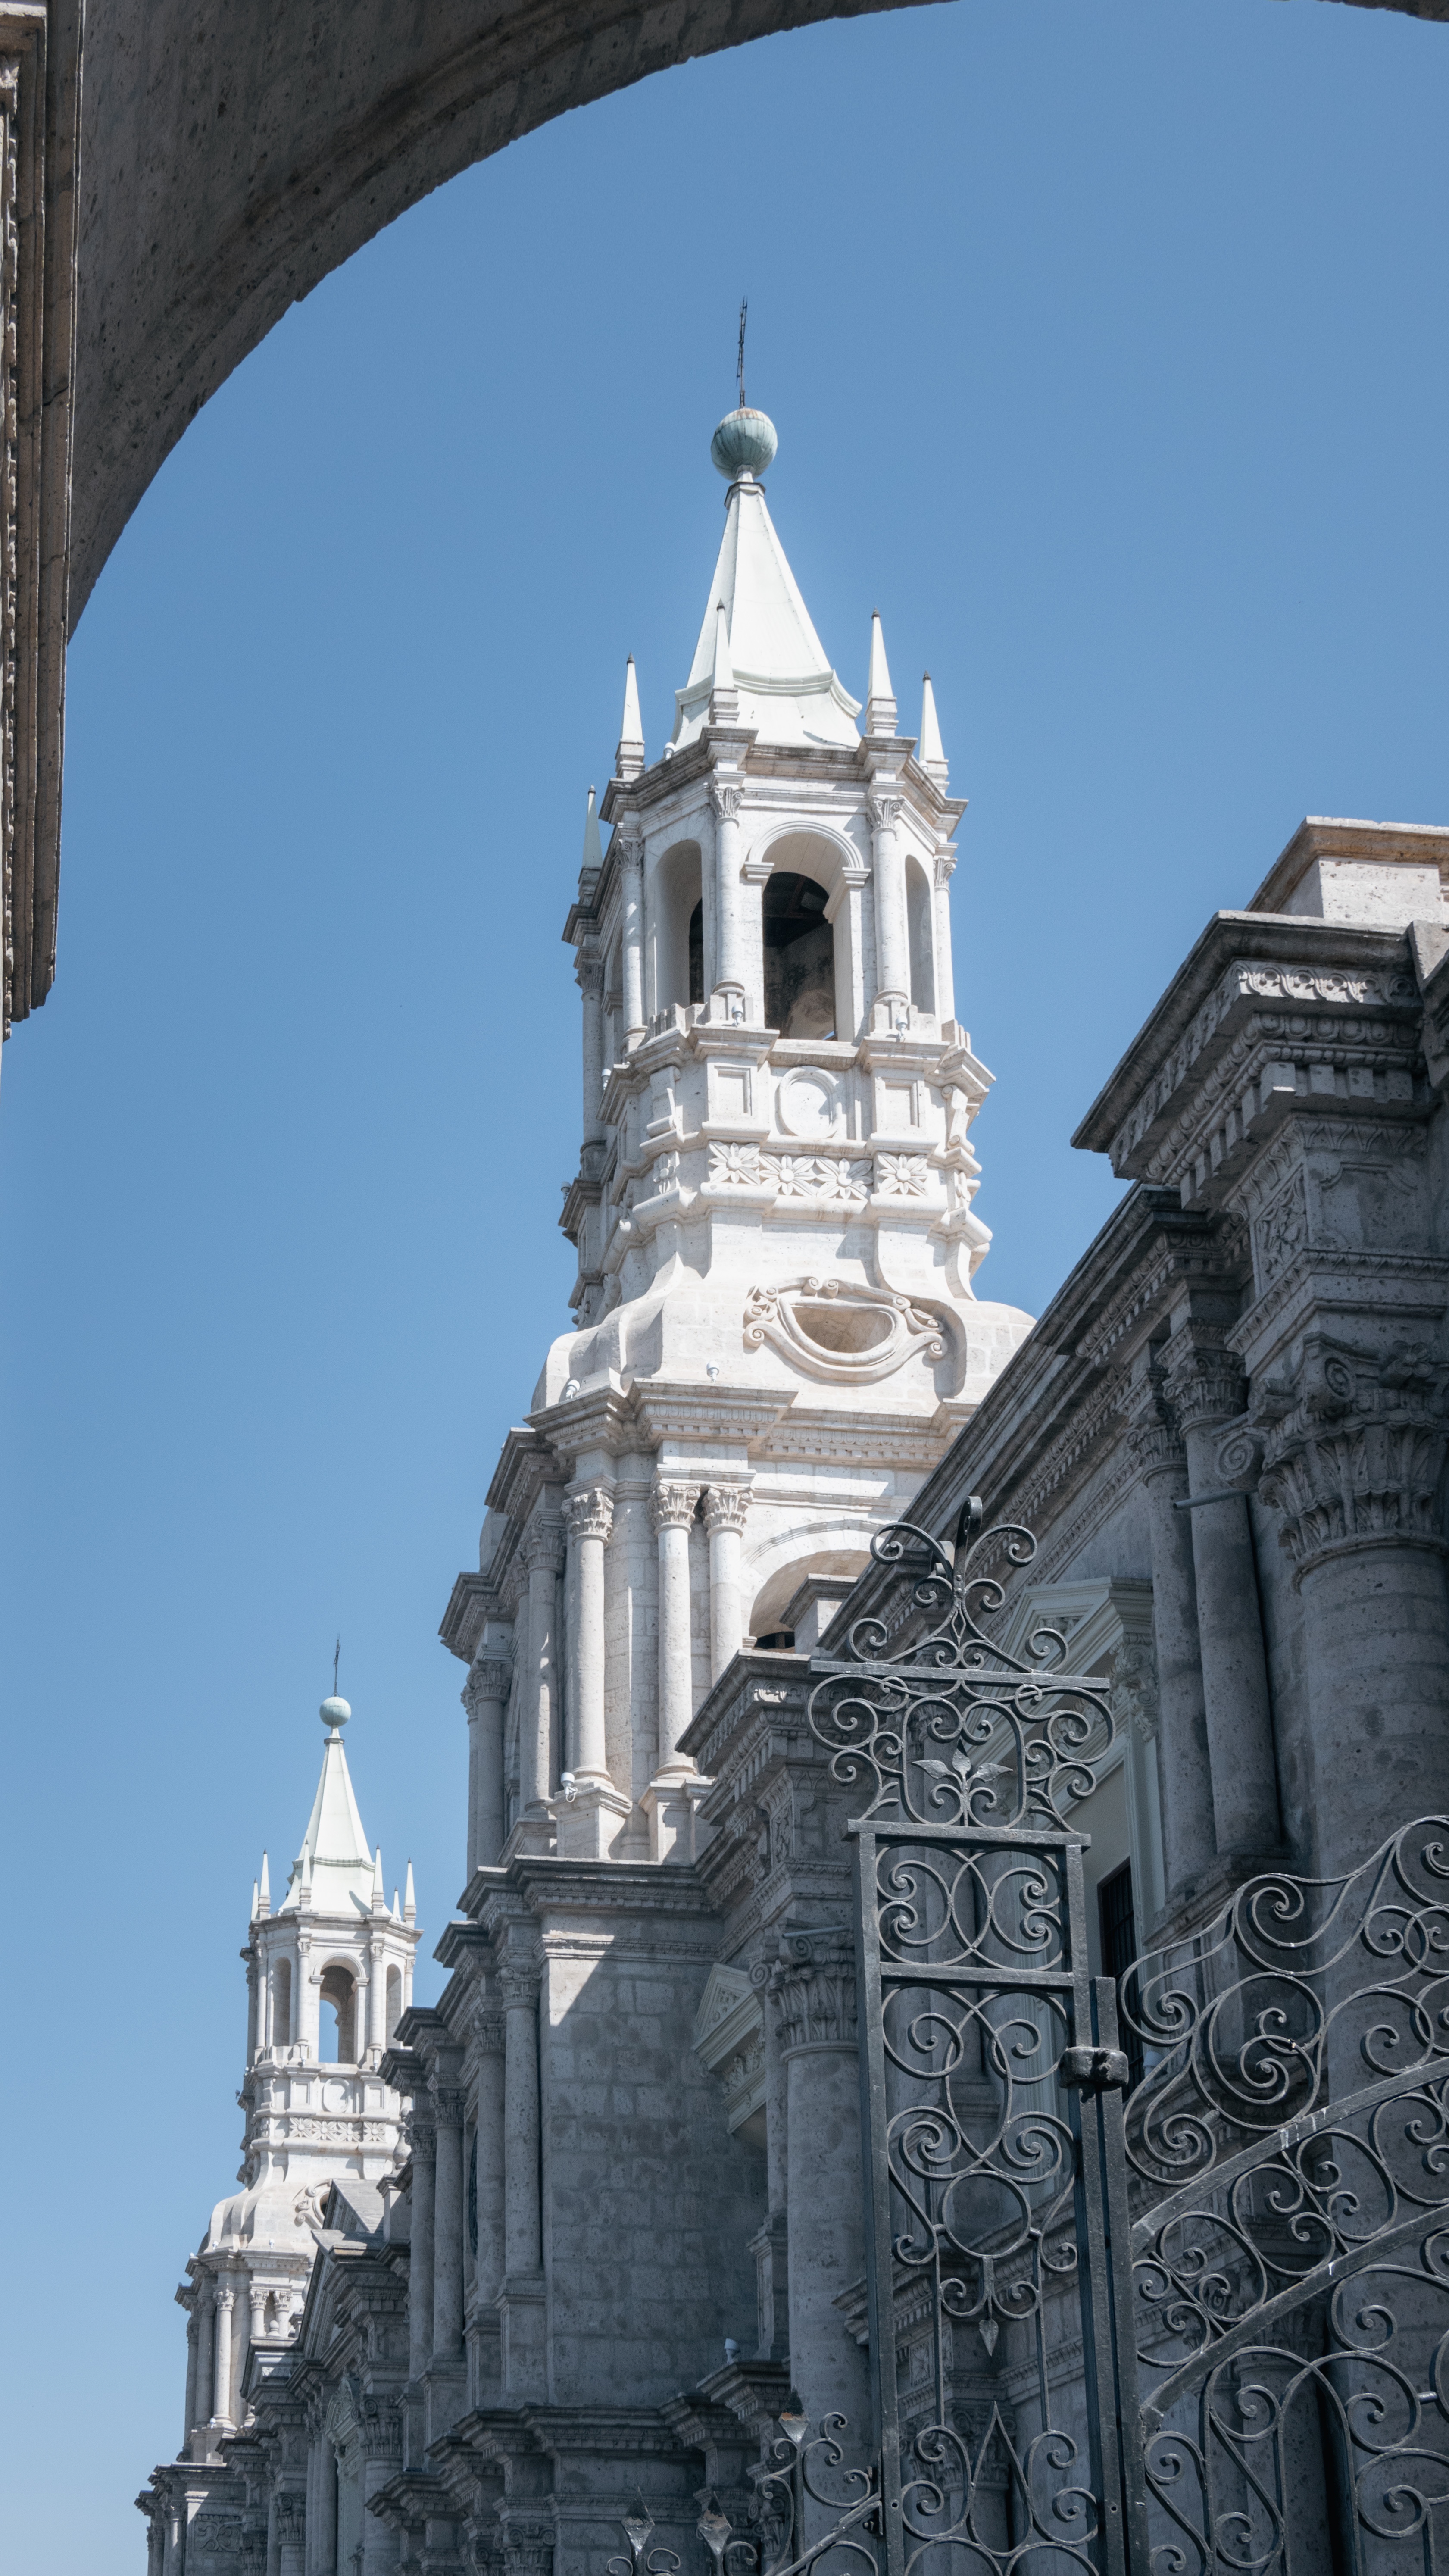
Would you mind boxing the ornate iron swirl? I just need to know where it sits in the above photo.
[807,1515,1115,1829]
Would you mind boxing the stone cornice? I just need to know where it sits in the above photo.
[1071,912,1420,1186]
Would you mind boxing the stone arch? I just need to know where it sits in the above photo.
[270,1955,292,2048]
[746,823,862,1040]
[905,851,936,1015]
[746,1529,874,1640]
[651,839,704,1016]
[317,1961,358,2064]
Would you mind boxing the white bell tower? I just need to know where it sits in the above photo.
[447,400,1033,1869]
[172,1695,419,2460]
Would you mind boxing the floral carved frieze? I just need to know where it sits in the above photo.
[743,1274,948,1385]
[706,1142,939,1201]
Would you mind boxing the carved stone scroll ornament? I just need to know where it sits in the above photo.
[703,1484,750,1537]
[743,1275,948,1386]
[519,1518,565,1579]
[1253,1334,1449,1579]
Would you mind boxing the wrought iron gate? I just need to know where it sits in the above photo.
[617,1507,1449,2576]
[805,1507,1449,2576]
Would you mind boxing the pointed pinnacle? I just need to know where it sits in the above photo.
[919,671,948,780]
[581,785,604,873]
[616,656,645,781]
[404,1860,416,1926]
[371,1844,386,1912]
[865,610,897,736]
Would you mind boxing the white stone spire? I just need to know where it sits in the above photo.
[864,610,898,737]
[404,1858,416,1924]
[670,414,860,753]
[616,656,645,780]
[919,671,948,785]
[281,1697,373,1915]
[257,1850,270,1917]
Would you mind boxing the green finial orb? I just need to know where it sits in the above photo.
[711,407,778,481]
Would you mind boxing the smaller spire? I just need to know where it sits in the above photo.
[864,612,898,737]
[615,658,645,782]
[258,1852,271,1919]
[581,786,603,875]
[370,1845,386,1915]
[392,1890,401,1923]
[404,1860,416,1927]
[298,1841,313,1911]
[918,673,949,786]
[708,604,740,726]
[251,1879,259,1920]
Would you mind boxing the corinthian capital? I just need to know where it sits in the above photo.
[497,1956,542,2011]
[1160,1328,1247,1432]
[710,780,744,823]
[703,1484,751,1538]
[521,1517,566,1578]
[650,1478,698,1534]
[616,833,644,876]
[767,1930,857,2053]
[1118,1365,1185,1482]
[565,1485,615,1547]
[463,1657,513,1719]
[867,794,902,834]
[1255,1335,1449,1581]
[575,951,604,1000]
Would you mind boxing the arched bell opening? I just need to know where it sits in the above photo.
[764,869,836,1037]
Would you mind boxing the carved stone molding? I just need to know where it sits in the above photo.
[768,1930,857,2052]
[650,1478,698,1534]
[710,779,744,822]
[703,1485,751,1538]
[867,794,902,832]
[520,1518,565,1579]
[431,2082,467,2126]
[471,2002,506,2058]
[463,1658,513,1719]
[575,952,603,1000]
[933,850,957,891]
[1254,1334,1449,1579]
[564,1485,614,1547]
[616,834,644,875]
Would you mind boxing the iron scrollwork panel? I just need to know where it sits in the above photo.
[1117,1816,1449,2571]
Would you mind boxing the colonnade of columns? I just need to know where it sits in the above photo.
[463,1477,756,1873]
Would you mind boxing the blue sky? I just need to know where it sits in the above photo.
[6,0,1449,2557]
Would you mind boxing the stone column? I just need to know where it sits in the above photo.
[704,1485,751,1682]
[561,1485,630,1858]
[469,2003,507,2408]
[1256,1334,1449,1870]
[868,791,909,1011]
[231,2278,250,2423]
[365,1941,386,2056]
[212,2276,236,2425]
[312,2435,337,2576]
[194,2276,215,2431]
[359,2411,403,2576]
[565,1485,613,1784]
[1165,1330,1280,1860]
[1123,1379,1216,1901]
[932,850,956,1022]
[651,1478,696,1770]
[182,2305,199,2446]
[710,779,746,1010]
[407,2109,437,2385]
[749,1957,790,2363]
[499,1951,546,2399]
[770,1934,871,2479]
[519,1517,565,1841]
[296,1933,318,2058]
[578,949,604,1138]
[248,2278,268,2355]
[431,2081,466,2366]
[246,1953,260,2061]
[277,2496,306,2576]
[463,1658,511,1875]
[619,836,645,1045]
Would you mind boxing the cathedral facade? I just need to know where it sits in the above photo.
[139,410,1449,2576]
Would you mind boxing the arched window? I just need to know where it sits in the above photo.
[764,871,835,1037]
[385,1965,403,2043]
[906,856,935,1014]
[272,1958,292,2049]
[655,842,703,1013]
[318,1965,356,2064]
